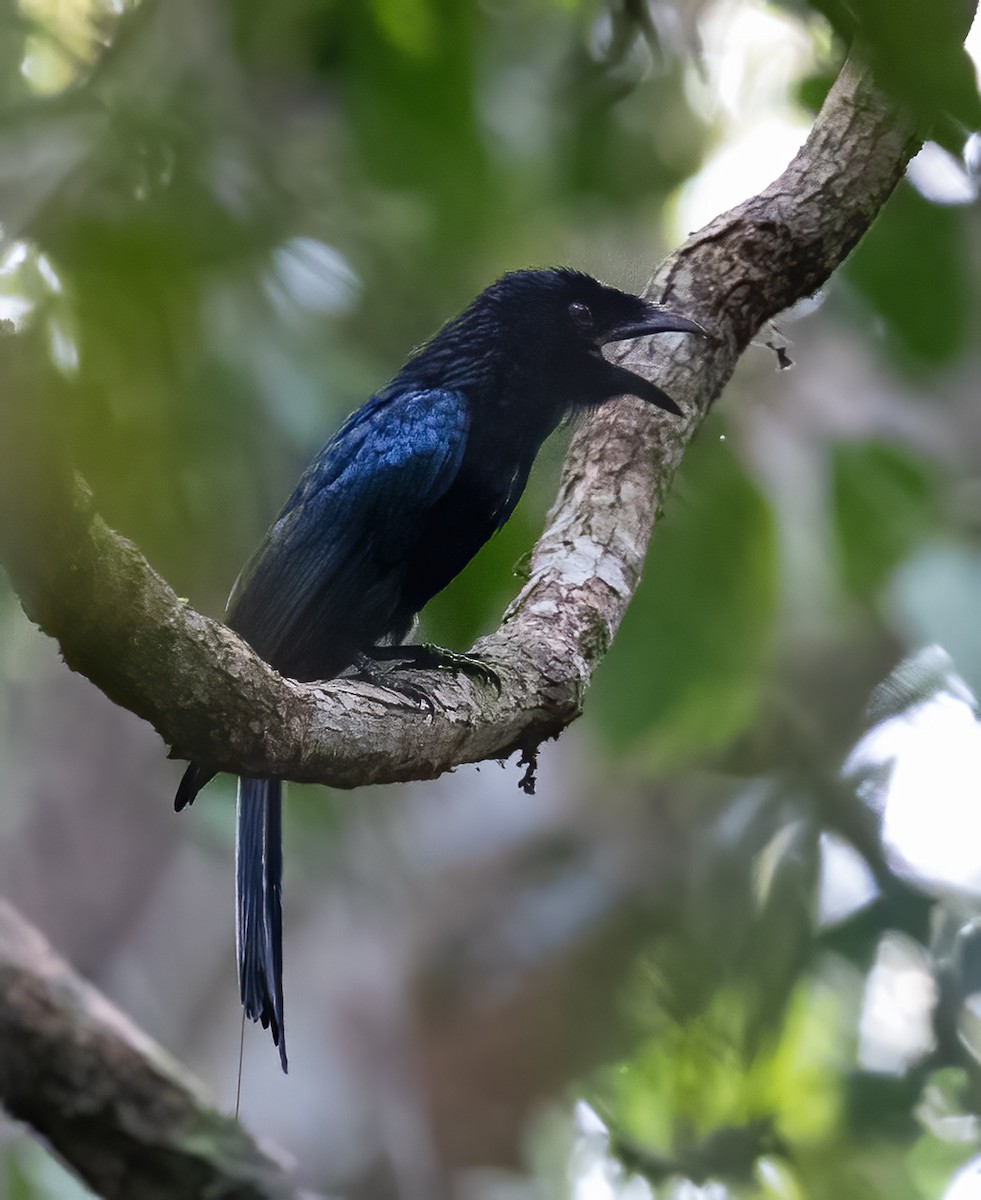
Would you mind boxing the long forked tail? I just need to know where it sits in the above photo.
[236,776,287,1072]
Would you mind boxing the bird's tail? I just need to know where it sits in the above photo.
[236,776,287,1072]
[174,762,215,811]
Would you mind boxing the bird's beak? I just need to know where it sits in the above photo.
[601,303,709,345]
[596,302,710,416]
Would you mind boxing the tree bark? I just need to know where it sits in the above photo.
[0,900,306,1200]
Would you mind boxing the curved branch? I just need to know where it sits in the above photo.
[0,59,917,789]
[0,899,304,1200]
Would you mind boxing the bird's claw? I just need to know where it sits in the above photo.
[419,643,501,691]
[409,643,502,694]
[358,644,502,695]
[351,652,436,714]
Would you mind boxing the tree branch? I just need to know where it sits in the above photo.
[0,899,304,1200]
[0,58,917,789]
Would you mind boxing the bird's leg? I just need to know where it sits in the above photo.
[368,643,502,694]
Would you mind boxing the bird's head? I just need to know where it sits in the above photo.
[479,268,708,415]
[400,268,707,418]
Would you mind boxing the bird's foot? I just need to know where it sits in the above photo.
[351,652,436,713]
[368,643,502,694]
[419,644,502,694]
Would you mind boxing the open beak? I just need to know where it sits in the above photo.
[601,303,709,345]
[597,302,710,416]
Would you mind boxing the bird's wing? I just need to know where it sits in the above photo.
[226,387,469,666]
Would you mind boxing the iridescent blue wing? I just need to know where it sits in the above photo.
[227,387,469,677]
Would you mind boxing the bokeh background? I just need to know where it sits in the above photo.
[1,0,981,1196]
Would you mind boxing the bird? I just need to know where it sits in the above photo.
[175,267,706,1071]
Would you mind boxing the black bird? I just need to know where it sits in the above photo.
[175,268,705,1070]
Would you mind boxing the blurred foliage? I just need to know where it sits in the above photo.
[1,0,981,1198]
[832,440,943,601]
[844,181,976,367]
[590,426,778,766]
[892,544,981,700]
[583,712,981,1199]
[776,0,981,144]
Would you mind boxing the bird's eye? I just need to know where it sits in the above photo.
[568,300,593,331]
